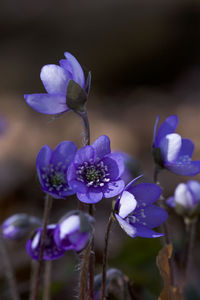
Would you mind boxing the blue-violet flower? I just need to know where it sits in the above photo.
[114,177,168,238]
[2,214,41,240]
[67,135,125,204]
[167,180,200,217]
[54,210,94,252]
[24,52,90,114]
[26,224,65,261]
[153,115,200,176]
[36,141,77,199]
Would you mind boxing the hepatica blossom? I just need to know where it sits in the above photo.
[167,180,200,217]
[114,177,168,238]
[26,224,65,260]
[54,210,94,252]
[153,115,200,176]
[24,52,90,114]
[37,141,77,199]
[67,135,125,204]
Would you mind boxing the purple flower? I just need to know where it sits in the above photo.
[114,177,168,238]
[36,141,77,199]
[26,224,65,261]
[2,214,41,240]
[153,115,200,176]
[167,180,200,217]
[54,210,94,252]
[67,135,125,204]
[24,52,90,115]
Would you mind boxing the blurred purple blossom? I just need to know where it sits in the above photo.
[24,52,90,115]
[2,214,41,240]
[167,180,200,217]
[36,141,77,199]
[114,177,168,238]
[26,224,65,261]
[153,115,200,176]
[54,210,94,252]
[67,135,125,204]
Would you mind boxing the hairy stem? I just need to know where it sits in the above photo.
[101,213,114,300]
[30,195,53,300]
[153,166,175,286]
[182,217,197,288]
[79,243,91,300]
[0,235,20,300]
[43,261,52,300]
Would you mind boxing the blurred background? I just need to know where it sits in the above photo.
[1,0,200,299]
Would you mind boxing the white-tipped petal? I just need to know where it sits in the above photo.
[160,133,182,162]
[119,191,137,219]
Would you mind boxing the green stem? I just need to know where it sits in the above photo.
[101,213,114,300]
[0,235,20,300]
[30,195,53,300]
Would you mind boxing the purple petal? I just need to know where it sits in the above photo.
[103,179,125,198]
[178,139,194,157]
[103,153,125,178]
[174,183,194,209]
[118,191,137,218]
[127,183,162,206]
[154,115,178,148]
[187,180,200,202]
[77,191,102,204]
[92,135,111,160]
[64,52,85,89]
[101,155,123,180]
[59,59,73,77]
[51,141,77,166]
[159,133,182,163]
[24,93,69,114]
[166,197,175,208]
[167,161,200,176]
[74,146,94,165]
[72,232,90,252]
[125,175,143,190]
[59,215,80,236]
[36,145,52,183]
[40,64,69,95]
[134,205,168,228]
[68,179,88,194]
[115,214,137,238]
[134,225,164,238]
[88,188,103,203]
[153,115,160,145]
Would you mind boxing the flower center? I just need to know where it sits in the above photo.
[41,162,72,195]
[76,160,110,188]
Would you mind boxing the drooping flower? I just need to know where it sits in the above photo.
[114,177,168,238]
[167,180,200,217]
[54,210,94,252]
[24,52,91,115]
[2,214,41,240]
[152,115,200,176]
[36,141,77,199]
[26,224,65,261]
[67,135,125,204]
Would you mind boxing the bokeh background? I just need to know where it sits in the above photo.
[1,0,200,299]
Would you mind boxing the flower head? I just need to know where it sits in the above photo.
[24,52,91,115]
[36,141,77,199]
[167,180,200,217]
[153,115,200,176]
[114,177,168,238]
[54,210,94,252]
[2,214,41,240]
[67,135,125,204]
[26,224,65,261]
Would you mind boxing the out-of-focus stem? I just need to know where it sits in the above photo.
[101,213,114,300]
[79,243,91,300]
[182,217,197,288]
[30,194,53,300]
[0,235,20,300]
[43,261,52,300]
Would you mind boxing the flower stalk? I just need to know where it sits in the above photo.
[101,213,114,300]
[0,234,20,300]
[30,194,53,300]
